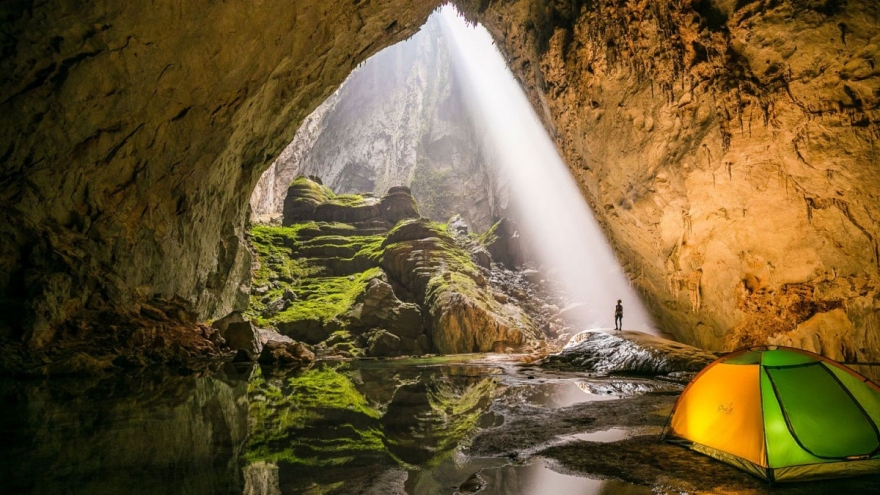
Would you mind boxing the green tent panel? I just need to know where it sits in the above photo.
[666,346,880,482]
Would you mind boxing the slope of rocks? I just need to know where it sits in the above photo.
[245,177,543,357]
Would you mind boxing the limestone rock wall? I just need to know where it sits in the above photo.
[460,0,880,359]
[0,0,440,346]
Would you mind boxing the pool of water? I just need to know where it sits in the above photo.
[0,356,671,495]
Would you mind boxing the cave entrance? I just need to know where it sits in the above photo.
[246,5,656,356]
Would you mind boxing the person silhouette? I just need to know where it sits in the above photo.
[614,299,623,331]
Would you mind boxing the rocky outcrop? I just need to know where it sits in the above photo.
[281,177,335,225]
[543,330,718,375]
[282,176,420,229]
[460,0,880,359]
[249,14,499,231]
[381,219,539,353]
[258,340,315,367]
[225,321,263,359]
[351,279,424,338]
[248,184,541,356]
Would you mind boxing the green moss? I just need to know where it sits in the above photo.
[248,225,317,285]
[327,193,369,207]
[287,176,336,202]
[247,219,390,328]
[257,268,380,327]
[245,365,385,466]
[424,271,483,310]
[478,219,501,246]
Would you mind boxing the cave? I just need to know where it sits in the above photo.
[1,0,879,493]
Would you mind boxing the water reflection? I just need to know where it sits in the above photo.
[0,358,682,495]
[0,364,251,495]
[477,457,652,495]
[244,361,500,494]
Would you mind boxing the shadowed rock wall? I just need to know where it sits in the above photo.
[2,0,879,360]
[0,0,440,347]
[459,0,880,360]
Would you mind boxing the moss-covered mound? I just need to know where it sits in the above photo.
[244,362,499,475]
[245,177,541,357]
[281,176,336,225]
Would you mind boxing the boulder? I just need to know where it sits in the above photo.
[282,176,335,225]
[257,327,294,344]
[542,330,718,375]
[470,246,492,270]
[447,215,469,236]
[365,329,402,357]
[258,340,316,366]
[379,187,420,225]
[262,297,289,317]
[225,321,263,357]
[355,278,424,339]
[212,311,245,335]
[276,317,326,345]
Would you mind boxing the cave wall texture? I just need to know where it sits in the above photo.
[2,0,879,360]
[460,0,880,361]
[0,0,439,348]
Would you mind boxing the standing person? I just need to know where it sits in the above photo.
[614,299,623,331]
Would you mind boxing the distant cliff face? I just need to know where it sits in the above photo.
[250,16,501,231]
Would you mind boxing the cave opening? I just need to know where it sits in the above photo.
[246,4,656,363]
[3,0,880,492]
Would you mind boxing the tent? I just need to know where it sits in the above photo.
[663,346,880,482]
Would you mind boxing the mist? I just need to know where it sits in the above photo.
[437,5,656,333]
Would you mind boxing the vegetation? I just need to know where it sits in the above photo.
[286,175,335,204]
[246,221,386,329]
[478,218,502,246]
[245,177,522,356]
[268,268,381,325]
[245,365,385,466]
[244,363,497,470]
[326,193,372,208]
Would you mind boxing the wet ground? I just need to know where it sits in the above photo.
[1,356,879,494]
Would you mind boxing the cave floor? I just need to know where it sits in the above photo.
[1,356,879,494]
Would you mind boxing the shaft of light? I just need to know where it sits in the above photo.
[437,6,656,333]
